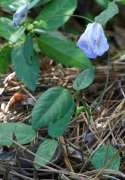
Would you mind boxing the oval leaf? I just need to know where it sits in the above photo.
[34,139,58,169]
[0,17,16,40]
[0,123,15,146]
[36,0,77,30]
[11,35,40,91]
[15,123,36,144]
[32,87,75,136]
[91,144,120,170]
[38,34,91,69]
[48,96,75,138]
[73,67,95,91]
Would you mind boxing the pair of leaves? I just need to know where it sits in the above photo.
[0,123,36,146]
[0,123,57,169]
[36,0,77,30]
[11,35,40,91]
[32,87,75,138]
[91,144,120,171]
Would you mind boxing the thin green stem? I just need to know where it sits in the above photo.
[44,14,93,23]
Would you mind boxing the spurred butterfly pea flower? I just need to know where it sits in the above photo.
[77,22,109,59]
[13,4,28,26]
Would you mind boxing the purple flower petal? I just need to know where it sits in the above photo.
[77,22,109,59]
[13,4,28,26]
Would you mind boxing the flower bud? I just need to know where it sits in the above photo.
[77,22,109,59]
[13,4,28,26]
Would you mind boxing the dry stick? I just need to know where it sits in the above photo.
[60,174,71,180]
[59,136,74,172]
[3,72,16,87]
[12,139,62,171]
[83,111,124,174]
[12,140,89,179]
[91,52,111,113]
[103,174,120,180]
[84,169,125,178]
[90,112,124,158]
[91,98,125,156]
[38,168,91,179]
[76,123,80,145]
[118,81,125,99]
[81,113,100,143]
[20,85,37,102]
[107,119,117,144]
[84,55,112,157]
[10,171,34,180]
[0,72,16,96]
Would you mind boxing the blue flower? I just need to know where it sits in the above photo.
[77,22,109,59]
[13,4,28,26]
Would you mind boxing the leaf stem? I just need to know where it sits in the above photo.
[40,14,93,23]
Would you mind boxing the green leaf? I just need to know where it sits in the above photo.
[76,106,86,116]
[0,17,17,40]
[0,0,52,12]
[0,45,11,74]
[44,31,66,40]
[32,87,75,137]
[73,67,95,91]
[15,123,36,144]
[120,0,125,4]
[36,0,77,30]
[0,123,36,146]
[0,0,27,12]
[34,139,58,168]
[9,26,25,43]
[0,17,25,42]
[0,123,15,146]
[38,34,91,69]
[95,0,109,8]
[91,144,120,170]
[95,1,119,25]
[11,35,40,91]
[29,0,52,8]
[41,0,52,5]
[48,95,75,138]
[29,0,41,9]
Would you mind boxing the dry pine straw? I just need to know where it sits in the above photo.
[0,59,125,179]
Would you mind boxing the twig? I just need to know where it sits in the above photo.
[10,171,34,180]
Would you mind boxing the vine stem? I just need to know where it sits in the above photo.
[33,14,93,34]
[43,14,93,23]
